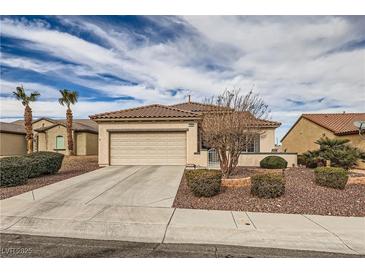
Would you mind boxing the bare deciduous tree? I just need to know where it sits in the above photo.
[202,89,270,177]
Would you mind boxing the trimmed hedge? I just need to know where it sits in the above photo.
[314,167,348,189]
[26,152,64,177]
[0,152,64,187]
[185,169,222,197]
[0,156,32,187]
[251,173,285,198]
[260,156,288,169]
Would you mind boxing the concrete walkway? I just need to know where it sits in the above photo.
[1,167,364,255]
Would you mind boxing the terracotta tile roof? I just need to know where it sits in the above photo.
[302,113,365,135]
[34,121,98,134]
[13,118,98,133]
[90,104,201,120]
[0,122,26,135]
[11,117,98,131]
[281,112,365,142]
[254,118,282,128]
[170,101,231,112]
[171,101,280,127]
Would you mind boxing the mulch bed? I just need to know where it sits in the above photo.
[0,156,100,200]
[173,167,365,217]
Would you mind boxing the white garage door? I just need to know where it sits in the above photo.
[110,131,187,165]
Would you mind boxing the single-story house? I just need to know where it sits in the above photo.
[11,118,98,155]
[281,113,365,168]
[90,101,297,167]
[0,122,27,156]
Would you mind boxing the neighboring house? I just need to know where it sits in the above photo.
[281,113,365,153]
[11,118,98,155]
[0,122,27,156]
[90,101,297,167]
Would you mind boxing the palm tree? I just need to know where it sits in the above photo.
[58,89,78,156]
[13,85,40,154]
[315,136,350,151]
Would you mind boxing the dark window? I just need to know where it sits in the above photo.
[244,134,260,153]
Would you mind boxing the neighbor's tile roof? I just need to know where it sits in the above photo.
[13,118,98,133]
[34,121,98,133]
[281,112,365,141]
[0,122,26,134]
[90,104,201,120]
[14,117,97,131]
[170,101,231,112]
[302,113,365,135]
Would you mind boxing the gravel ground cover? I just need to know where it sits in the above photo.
[0,156,100,200]
[173,167,365,217]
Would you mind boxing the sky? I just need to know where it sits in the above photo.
[0,16,364,142]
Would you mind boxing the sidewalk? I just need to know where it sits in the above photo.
[1,194,364,255]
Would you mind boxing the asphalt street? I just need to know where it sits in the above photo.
[1,233,362,258]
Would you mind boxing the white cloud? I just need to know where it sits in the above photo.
[1,16,364,140]
[0,98,140,121]
[0,79,60,99]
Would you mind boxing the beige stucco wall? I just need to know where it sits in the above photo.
[75,132,98,155]
[97,120,201,166]
[238,153,297,167]
[45,125,70,155]
[97,121,280,166]
[76,132,86,155]
[281,117,365,169]
[33,119,55,131]
[344,134,365,151]
[259,128,276,152]
[86,132,98,155]
[0,133,27,156]
[282,117,337,153]
[37,125,97,156]
[282,117,365,153]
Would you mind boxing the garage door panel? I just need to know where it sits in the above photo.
[110,132,186,165]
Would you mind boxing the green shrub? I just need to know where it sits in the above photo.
[297,154,307,166]
[0,152,64,187]
[301,151,326,168]
[185,169,222,197]
[0,156,32,187]
[26,152,64,177]
[251,173,285,198]
[314,167,348,189]
[260,156,288,169]
[308,137,363,169]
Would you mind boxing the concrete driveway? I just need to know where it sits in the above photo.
[1,165,364,255]
[3,165,184,207]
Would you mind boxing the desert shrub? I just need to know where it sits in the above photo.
[185,169,222,197]
[251,173,285,198]
[309,137,363,170]
[297,154,307,166]
[314,167,348,189]
[0,156,32,187]
[323,146,362,170]
[260,156,288,169]
[302,151,326,168]
[26,152,64,177]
